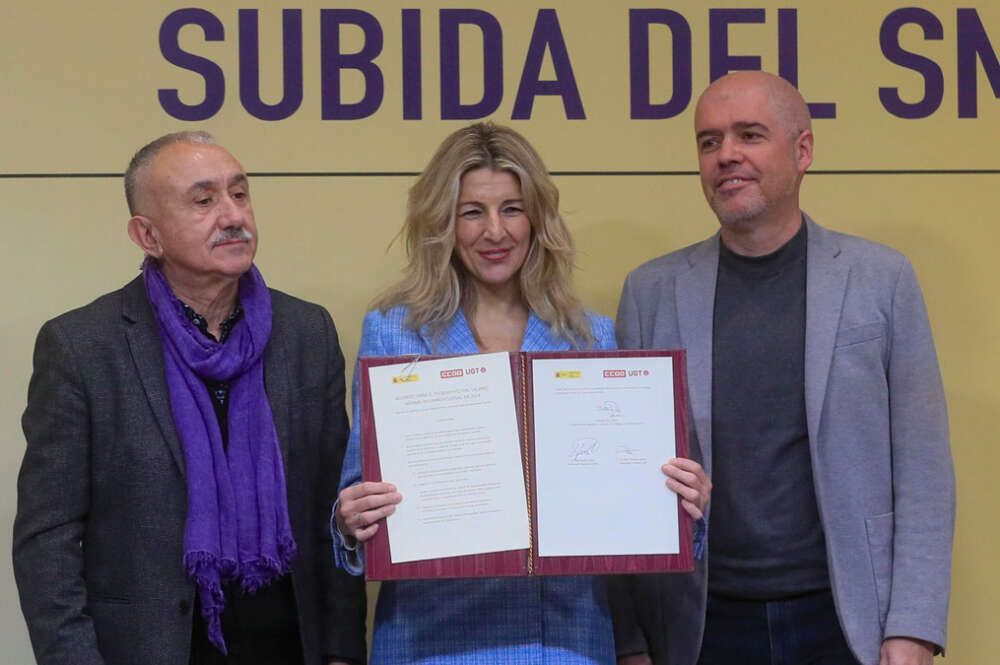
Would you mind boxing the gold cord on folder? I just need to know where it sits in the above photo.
[520,352,533,576]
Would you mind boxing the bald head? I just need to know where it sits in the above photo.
[697,71,811,140]
[692,71,815,255]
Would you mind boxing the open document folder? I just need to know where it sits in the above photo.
[358,350,694,580]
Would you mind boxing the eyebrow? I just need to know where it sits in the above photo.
[733,121,769,133]
[696,121,770,142]
[186,173,249,194]
[457,197,524,206]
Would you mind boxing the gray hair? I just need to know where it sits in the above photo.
[124,130,215,215]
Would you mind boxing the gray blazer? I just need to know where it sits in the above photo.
[13,276,366,665]
[611,215,954,665]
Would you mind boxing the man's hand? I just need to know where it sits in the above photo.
[618,653,653,665]
[880,637,935,665]
[335,481,402,543]
[662,458,712,519]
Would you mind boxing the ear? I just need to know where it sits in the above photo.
[795,129,814,173]
[127,216,163,258]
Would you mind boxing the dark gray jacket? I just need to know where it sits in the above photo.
[14,275,366,665]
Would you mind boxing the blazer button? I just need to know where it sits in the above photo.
[179,599,191,615]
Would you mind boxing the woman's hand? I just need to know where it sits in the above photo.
[662,458,711,520]
[335,482,402,543]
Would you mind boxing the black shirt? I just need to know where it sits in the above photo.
[708,222,830,599]
[179,301,242,444]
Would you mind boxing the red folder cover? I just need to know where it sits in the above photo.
[358,349,693,581]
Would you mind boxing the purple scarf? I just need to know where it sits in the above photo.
[143,259,297,654]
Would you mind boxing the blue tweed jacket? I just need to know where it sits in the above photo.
[335,305,617,665]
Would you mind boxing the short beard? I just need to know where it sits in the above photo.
[710,193,768,226]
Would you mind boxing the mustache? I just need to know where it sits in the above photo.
[211,228,254,246]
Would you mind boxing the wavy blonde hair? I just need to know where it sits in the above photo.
[374,122,594,349]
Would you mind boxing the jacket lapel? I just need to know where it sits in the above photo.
[521,311,563,352]
[675,236,720,475]
[264,305,293,466]
[434,308,480,354]
[122,275,188,478]
[803,215,849,447]
[432,308,561,354]
[413,307,478,355]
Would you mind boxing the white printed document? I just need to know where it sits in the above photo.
[367,352,530,563]
[531,356,680,557]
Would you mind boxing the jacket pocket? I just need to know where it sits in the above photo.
[88,593,132,605]
[865,511,894,631]
[835,321,884,348]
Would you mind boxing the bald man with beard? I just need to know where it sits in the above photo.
[611,72,955,665]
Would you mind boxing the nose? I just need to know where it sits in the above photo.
[218,193,247,227]
[483,210,506,241]
[717,136,743,165]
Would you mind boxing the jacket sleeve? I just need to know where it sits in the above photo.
[615,272,644,351]
[316,307,368,661]
[332,310,388,574]
[607,573,651,657]
[13,319,106,665]
[883,258,955,652]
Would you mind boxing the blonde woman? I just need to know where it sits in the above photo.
[333,123,708,665]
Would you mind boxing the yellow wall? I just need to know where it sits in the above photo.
[2,2,997,662]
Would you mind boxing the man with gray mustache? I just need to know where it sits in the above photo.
[13,132,366,665]
[213,227,255,246]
